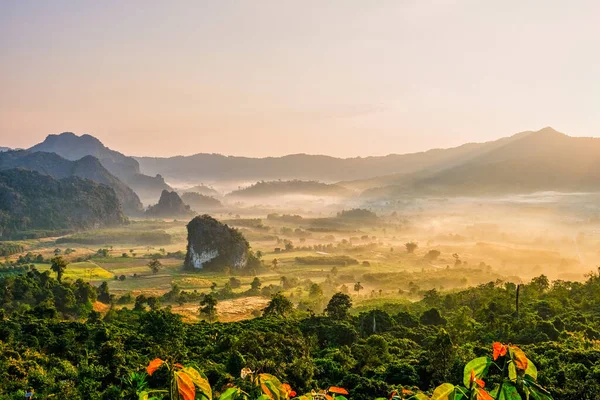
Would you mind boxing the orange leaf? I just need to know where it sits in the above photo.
[474,387,494,400]
[146,358,165,376]
[509,346,529,371]
[174,363,184,369]
[328,387,349,395]
[261,383,273,399]
[492,342,507,360]
[470,369,485,389]
[176,370,196,400]
[325,396,334,400]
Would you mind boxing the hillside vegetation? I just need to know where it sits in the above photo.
[0,169,126,239]
[0,150,143,213]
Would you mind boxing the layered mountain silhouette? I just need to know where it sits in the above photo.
[30,132,172,203]
[359,127,600,197]
[0,150,143,214]
[7,127,600,200]
[133,128,555,185]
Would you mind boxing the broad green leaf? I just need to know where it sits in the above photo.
[492,383,520,400]
[138,391,148,400]
[408,394,430,400]
[257,395,272,400]
[182,367,212,400]
[219,387,245,400]
[523,378,553,400]
[463,357,491,388]
[334,396,348,400]
[431,383,455,400]
[508,362,517,381]
[525,359,538,381]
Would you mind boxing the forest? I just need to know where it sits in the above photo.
[1,265,599,399]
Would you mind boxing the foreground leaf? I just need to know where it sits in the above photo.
[146,358,165,376]
[463,357,491,388]
[218,387,246,400]
[175,370,196,400]
[525,359,538,381]
[182,367,212,400]
[508,346,528,371]
[431,383,455,400]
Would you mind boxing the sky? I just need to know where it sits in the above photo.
[1,0,599,158]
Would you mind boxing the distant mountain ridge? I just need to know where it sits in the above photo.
[361,127,600,197]
[0,169,126,239]
[29,132,172,204]
[134,129,546,184]
[226,180,352,198]
[0,150,143,214]
[10,126,600,199]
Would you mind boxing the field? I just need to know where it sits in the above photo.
[3,193,598,323]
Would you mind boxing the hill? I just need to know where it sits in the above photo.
[182,184,221,197]
[180,192,223,211]
[227,180,352,198]
[29,132,172,203]
[361,127,600,197]
[146,190,195,218]
[0,150,143,214]
[0,169,126,239]
[135,132,532,184]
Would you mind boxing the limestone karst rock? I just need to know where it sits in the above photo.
[184,215,249,270]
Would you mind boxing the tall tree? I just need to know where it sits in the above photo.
[263,293,294,317]
[353,281,364,295]
[325,292,352,320]
[199,293,218,322]
[50,256,68,283]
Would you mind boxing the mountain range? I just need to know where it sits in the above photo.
[4,127,600,203]
[30,132,171,203]
[136,127,600,197]
[0,150,143,214]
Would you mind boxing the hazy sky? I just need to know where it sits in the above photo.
[1,1,599,157]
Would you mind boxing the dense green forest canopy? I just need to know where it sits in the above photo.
[1,267,600,399]
[0,169,126,240]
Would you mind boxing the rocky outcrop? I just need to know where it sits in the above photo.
[184,215,249,271]
[146,190,194,218]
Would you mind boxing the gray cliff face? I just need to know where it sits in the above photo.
[184,215,249,271]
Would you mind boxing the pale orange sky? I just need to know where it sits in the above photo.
[1,1,599,157]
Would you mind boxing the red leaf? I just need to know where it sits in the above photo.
[492,342,507,360]
[146,358,165,376]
